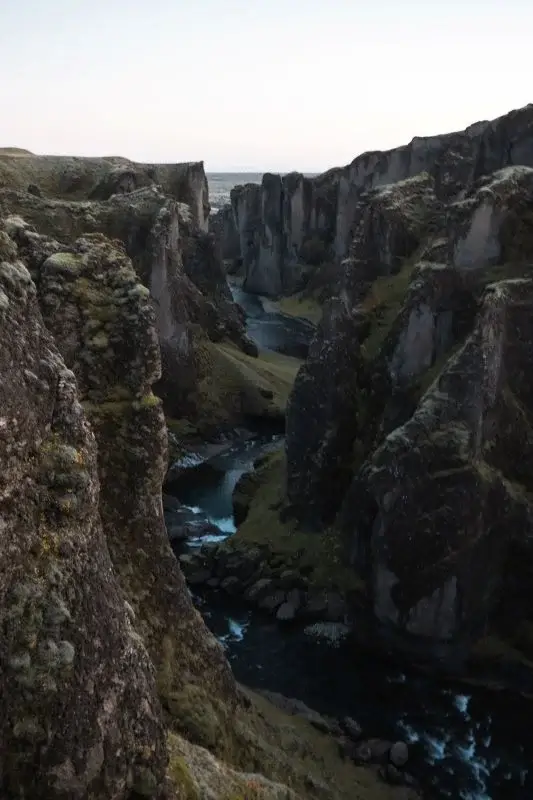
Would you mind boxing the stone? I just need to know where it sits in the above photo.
[245,578,273,602]
[220,576,242,595]
[276,589,302,622]
[389,741,409,767]
[381,764,405,785]
[258,591,286,613]
[342,716,363,741]
[365,739,393,764]
[354,743,372,764]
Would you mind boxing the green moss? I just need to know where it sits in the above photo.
[90,331,109,350]
[361,255,421,361]
[166,746,200,800]
[82,392,158,416]
[189,339,302,432]
[277,293,322,324]
[166,683,225,752]
[134,392,161,409]
[232,448,364,593]
[45,252,83,274]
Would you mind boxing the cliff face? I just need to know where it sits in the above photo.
[0,186,255,423]
[0,153,210,229]
[9,225,238,746]
[216,104,533,297]
[0,225,168,798]
[284,140,533,664]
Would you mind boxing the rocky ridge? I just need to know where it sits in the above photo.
[214,104,533,299]
[199,115,533,685]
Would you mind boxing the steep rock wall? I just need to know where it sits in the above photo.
[1,188,254,421]
[217,104,533,296]
[11,228,240,752]
[0,225,169,799]
[0,153,210,229]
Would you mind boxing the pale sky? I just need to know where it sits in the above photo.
[1,0,531,173]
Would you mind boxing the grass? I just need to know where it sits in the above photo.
[277,293,323,325]
[166,687,419,800]
[360,256,421,361]
[231,448,364,593]
[189,339,302,432]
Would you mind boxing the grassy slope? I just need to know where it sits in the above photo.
[168,687,418,800]
[229,448,364,594]
[187,340,302,433]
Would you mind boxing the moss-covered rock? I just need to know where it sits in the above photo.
[26,231,240,756]
[0,222,168,798]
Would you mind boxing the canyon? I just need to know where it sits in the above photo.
[0,151,414,799]
[2,99,533,799]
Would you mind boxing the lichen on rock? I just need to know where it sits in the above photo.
[0,223,168,798]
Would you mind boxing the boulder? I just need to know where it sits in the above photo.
[389,741,409,768]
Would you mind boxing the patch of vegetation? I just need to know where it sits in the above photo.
[167,735,200,800]
[277,293,322,325]
[231,448,364,593]
[360,256,421,361]
[189,339,302,432]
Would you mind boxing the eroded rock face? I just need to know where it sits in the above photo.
[286,175,442,524]
[1,188,251,419]
[344,279,533,656]
[0,153,210,229]
[286,298,367,526]
[0,227,168,798]
[30,232,239,749]
[216,104,533,297]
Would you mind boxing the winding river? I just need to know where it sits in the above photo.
[166,285,533,800]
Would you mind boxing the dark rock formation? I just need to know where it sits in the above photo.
[0,187,254,423]
[215,104,533,298]
[13,228,238,749]
[0,153,210,229]
[0,225,168,798]
[283,116,533,667]
[344,277,533,659]
[286,298,367,526]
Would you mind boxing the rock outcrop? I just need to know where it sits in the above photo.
[216,104,533,298]
[0,153,210,229]
[0,186,257,427]
[343,277,533,659]
[0,225,169,798]
[8,225,239,750]
[281,120,533,668]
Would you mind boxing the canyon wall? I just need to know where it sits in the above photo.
[215,104,533,297]
[0,153,210,230]
[284,154,533,664]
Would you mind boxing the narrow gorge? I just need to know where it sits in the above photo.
[1,101,533,800]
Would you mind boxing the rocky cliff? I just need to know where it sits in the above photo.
[215,104,533,298]
[0,153,210,229]
[283,147,533,669]
[0,184,266,433]
[0,205,417,798]
[0,223,169,798]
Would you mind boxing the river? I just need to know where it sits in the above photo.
[165,286,533,800]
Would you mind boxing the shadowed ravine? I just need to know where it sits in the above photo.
[166,286,533,800]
